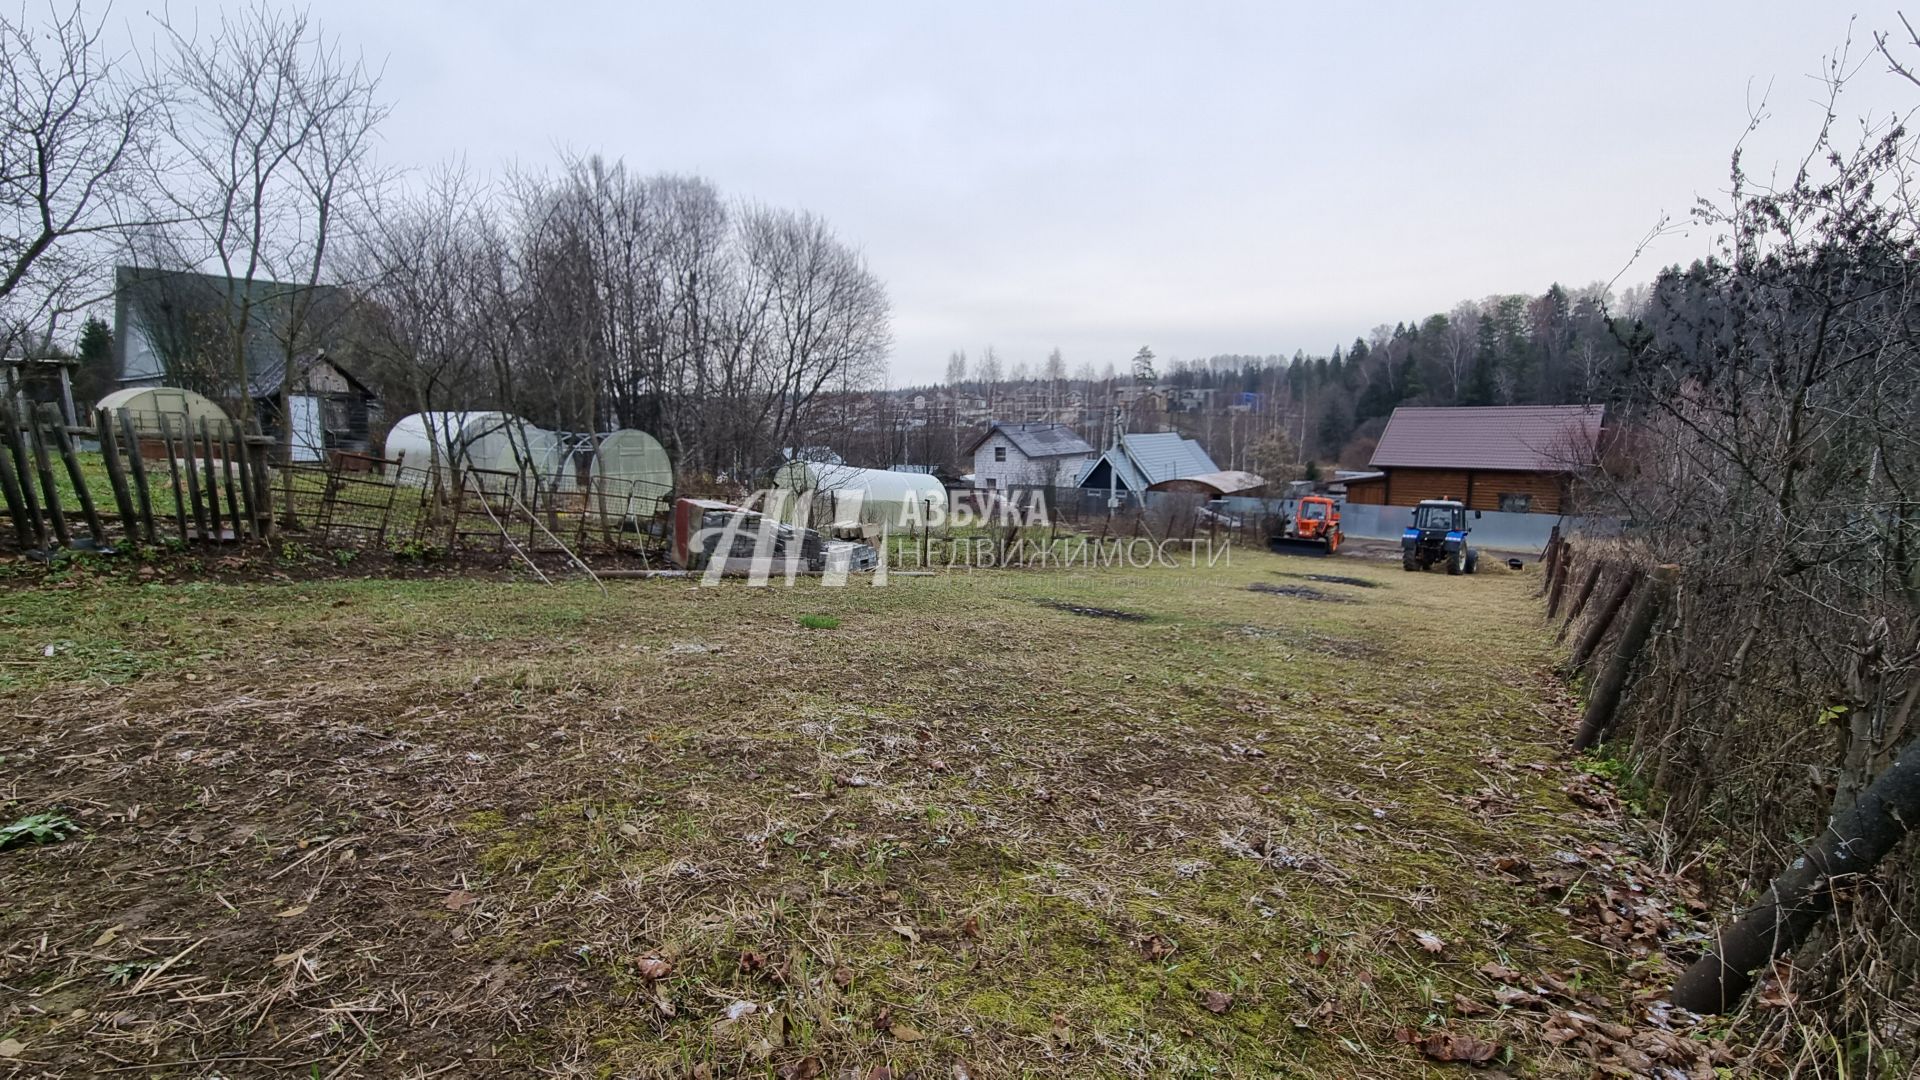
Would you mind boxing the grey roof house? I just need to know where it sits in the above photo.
[1075,432,1220,493]
[968,421,1096,488]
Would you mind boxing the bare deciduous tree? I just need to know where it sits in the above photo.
[0,1,157,356]
[149,1,387,502]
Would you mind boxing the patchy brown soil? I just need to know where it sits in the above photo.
[0,552,1741,1077]
[1247,582,1354,603]
[1272,572,1382,589]
[1036,600,1147,621]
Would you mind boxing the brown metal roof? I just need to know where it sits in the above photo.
[1369,405,1604,472]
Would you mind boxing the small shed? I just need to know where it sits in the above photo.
[247,354,380,462]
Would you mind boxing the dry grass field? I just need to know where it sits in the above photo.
[0,548,1724,1077]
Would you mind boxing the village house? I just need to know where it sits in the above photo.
[967,421,1096,489]
[111,266,382,460]
[1076,431,1220,493]
[1342,404,1604,514]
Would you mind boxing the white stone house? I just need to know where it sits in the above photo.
[966,421,1095,489]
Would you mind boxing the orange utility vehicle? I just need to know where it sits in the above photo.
[1269,495,1343,556]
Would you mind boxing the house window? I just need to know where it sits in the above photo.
[1498,492,1531,513]
[994,446,1007,462]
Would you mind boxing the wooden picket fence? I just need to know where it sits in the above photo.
[0,401,671,561]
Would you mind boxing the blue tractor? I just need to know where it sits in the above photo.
[1402,499,1480,575]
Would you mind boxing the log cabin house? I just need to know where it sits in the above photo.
[1342,405,1604,515]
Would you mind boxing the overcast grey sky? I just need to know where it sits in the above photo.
[166,2,1920,383]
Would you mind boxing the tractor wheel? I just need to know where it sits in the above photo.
[1448,548,1464,575]
[1465,548,1479,574]
[1403,552,1418,572]
[1325,531,1340,555]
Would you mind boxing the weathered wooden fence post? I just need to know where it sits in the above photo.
[232,425,259,538]
[1547,542,1576,619]
[1570,568,1641,672]
[27,409,71,547]
[217,428,243,539]
[1670,731,1920,1013]
[1557,560,1605,642]
[2,404,48,549]
[1572,564,1677,752]
[117,410,157,544]
[176,414,206,539]
[1536,526,1562,596]
[46,406,105,547]
[96,408,139,539]
[0,416,35,550]
[244,420,274,539]
[156,412,191,540]
[197,418,223,539]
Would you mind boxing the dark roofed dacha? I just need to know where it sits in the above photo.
[1369,405,1604,473]
[1345,405,1606,515]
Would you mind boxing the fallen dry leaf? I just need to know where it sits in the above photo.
[889,1023,926,1042]
[1400,1028,1501,1065]
[891,924,920,944]
[1048,1013,1073,1047]
[1479,961,1521,982]
[960,914,982,940]
[91,924,123,947]
[634,955,673,981]
[776,1056,823,1080]
[1202,990,1233,1014]
[443,890,477,910]
[0,1039,21,1059]
[831,966,853,990]
[1494,985,1545,1008]
[1140,934,1176,961]
[1452,994,1492,1017]
[1414,930,1445,953]
[275,904,308,918]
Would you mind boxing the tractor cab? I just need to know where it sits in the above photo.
[1402,499,1478,575]
[1269,494,1343,555]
